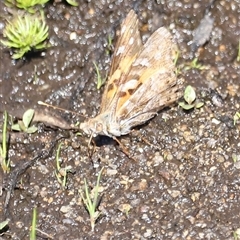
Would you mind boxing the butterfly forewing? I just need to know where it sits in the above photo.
[100,10,143,113]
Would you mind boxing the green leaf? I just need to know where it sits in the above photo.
[0,219,9,230]
[12,51,25,59]
[11,123,21,131]
[30,207,37,240]
[1,39,19,48]
[93,61,106,90]
[1,14,49,59]
[23,109,35,128]
[184,85,196,105]
[233,112,240,125]
[66,0,78,6]
[179,102,195,110]
[195,102,204,109]
[26,125,38,134]
[18,121,26,131]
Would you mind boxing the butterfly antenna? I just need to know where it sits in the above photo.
[38,101,85,117]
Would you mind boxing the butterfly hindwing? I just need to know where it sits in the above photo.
[115,27,180,120]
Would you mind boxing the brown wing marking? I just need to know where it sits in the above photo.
[100,10,143,113]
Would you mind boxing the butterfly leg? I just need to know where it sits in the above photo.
[112,136,137,161]
[130,129,161,151]
[87,133,96,158]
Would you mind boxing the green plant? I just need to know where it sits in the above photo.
[184,57,207,71]
[173,49,181,75]
[179,85,204,110]
[233,112,240,125]
[233,228,240,240]
[29,207,53,239]
[30,207,37,240]
[5,0,49,12]
[5,0,78,12]
[0,111,10,173]
[172,51,206,74]
[80,167,104,231]
[106,34,113,55]
[65,0,78,6]
[54,143,73,189]
[93,62,106,90]
[0,219,9,231]
[11,109,38,133]
[232,153,240,163]
[1,14,49,59]
[173,49,180,66]
[237,40,240,62]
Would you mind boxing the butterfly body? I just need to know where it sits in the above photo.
[80,10,183,138]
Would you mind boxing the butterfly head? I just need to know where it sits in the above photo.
[79,118,104,138]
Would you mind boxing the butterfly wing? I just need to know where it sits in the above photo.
[100,10,143,113]
[115,27,182,126]
[82,11,183,137]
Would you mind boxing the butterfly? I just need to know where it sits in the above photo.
[80,10,183,140]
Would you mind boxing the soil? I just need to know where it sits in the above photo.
[1,0,240,239]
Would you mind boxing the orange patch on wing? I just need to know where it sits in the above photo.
[105,55,139,104]
[138,67,161,85]
[105,70,121,100]
[119,55,138,74]
[117,90,132,108]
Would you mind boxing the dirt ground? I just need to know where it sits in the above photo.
[1,0,240,239]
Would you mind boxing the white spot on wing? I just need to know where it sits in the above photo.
[133,58,151,67]
[116,46,125,56]
[154,51,163,60]
[121,79,138,91]
[121,25,126,34]
[129,37,134,45]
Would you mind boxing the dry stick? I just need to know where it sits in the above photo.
[3,137,63,218]
[35,228,54,240]
[37,101,84,130]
